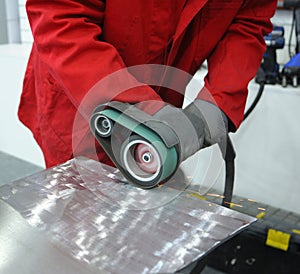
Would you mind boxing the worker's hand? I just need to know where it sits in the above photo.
[183,99,228,158]
[143,98,227,161]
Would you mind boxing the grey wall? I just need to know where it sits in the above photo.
[0,0,21,44]
[18,0,33,43]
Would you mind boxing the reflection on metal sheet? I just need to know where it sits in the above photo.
[0,157,255,273]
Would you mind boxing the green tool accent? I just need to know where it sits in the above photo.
[101,109,178,183]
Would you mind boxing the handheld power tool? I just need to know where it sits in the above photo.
[90,100,227,189]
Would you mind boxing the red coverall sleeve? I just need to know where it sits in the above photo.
[26,0,162,113]
[200,0,277,130]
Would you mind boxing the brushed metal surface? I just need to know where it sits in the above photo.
[0,200,99,274]
[0,157,255,273]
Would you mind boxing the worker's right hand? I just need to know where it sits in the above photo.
[131,98,228,161]
[183,99,228,158]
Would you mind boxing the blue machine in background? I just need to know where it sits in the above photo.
[256,5,300,88]
[281,7,300,87]
[282,53,300,87]
[257,26,285,85]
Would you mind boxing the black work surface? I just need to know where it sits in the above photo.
[203,192,300,274]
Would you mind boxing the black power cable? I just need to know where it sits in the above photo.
[222,71,266,207]
[222,137,236,208]
[288,12,296,58]
[244,82,266,121]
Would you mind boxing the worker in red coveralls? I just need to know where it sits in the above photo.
[18,0,277,168]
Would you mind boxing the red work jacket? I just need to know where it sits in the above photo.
[19,0,277,167]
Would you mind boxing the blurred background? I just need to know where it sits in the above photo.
[1,0,299,213]
[1,1,300,273]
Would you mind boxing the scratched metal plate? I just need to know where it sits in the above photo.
[0,157,255,273]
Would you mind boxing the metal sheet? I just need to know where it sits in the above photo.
[0,200,99,274]
[0,157,255,273]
